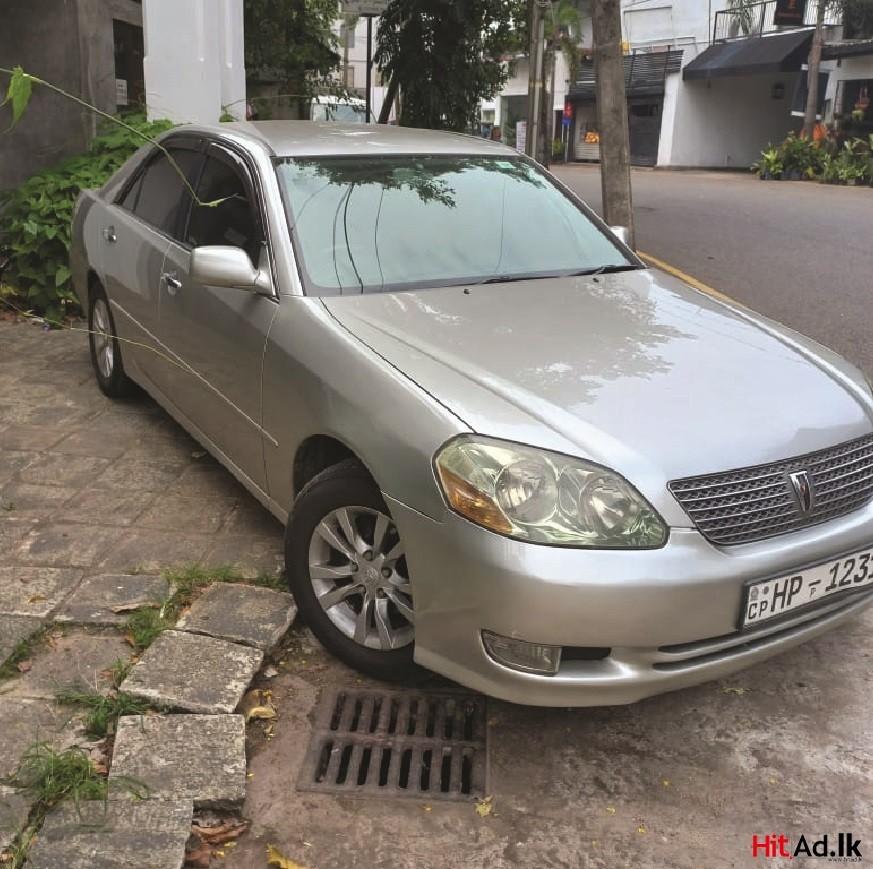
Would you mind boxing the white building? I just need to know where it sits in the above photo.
[487,0,873,169]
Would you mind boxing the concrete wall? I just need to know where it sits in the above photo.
[0,0,143,192]
[661,71,802,168]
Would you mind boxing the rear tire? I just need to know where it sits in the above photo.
[88,283,134,398]
[285,459,420,682]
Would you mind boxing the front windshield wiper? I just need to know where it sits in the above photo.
[475,273,563,285]
[570,264,644,276]
[475,264,644,285]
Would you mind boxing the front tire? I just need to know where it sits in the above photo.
[285,460,419,682]
[88,283,134,398]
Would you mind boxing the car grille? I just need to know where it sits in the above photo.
[668,434,873,545]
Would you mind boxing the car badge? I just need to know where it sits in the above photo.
[787,470,815,517]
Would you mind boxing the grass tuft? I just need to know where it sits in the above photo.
[0,629,47,681]
[55,688,150,739]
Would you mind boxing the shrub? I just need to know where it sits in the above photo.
[0,114,173,321]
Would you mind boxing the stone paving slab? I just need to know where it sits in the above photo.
[1,631,131,700]
[0,697,75,779]
[110,715,246,810]
[176,583,296,651]
[26,798,193,869]
[120,630,263,713]
[0,566,83,618]
[54,573,169,626]
[0,614,43,667]
[0,786,30,855]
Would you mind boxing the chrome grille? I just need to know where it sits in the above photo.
[669,435,873,545]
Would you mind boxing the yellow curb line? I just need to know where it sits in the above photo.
[637,250,744,308]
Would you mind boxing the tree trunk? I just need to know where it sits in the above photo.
[592,0,635,247]
[378,72,400,124]
[803,0,827,139]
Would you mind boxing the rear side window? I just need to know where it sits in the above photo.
[186,155,261,262]
[126,148,202,238]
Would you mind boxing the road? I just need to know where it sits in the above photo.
[553,166,873,378]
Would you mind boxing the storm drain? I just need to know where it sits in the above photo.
[298,688,488,800]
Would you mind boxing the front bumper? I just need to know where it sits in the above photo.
[387,495,873,707]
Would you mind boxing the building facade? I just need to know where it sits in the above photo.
[486,0,873,169]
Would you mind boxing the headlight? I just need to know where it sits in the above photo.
[434,436,667,548]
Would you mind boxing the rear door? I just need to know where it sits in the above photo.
[100,139,204,378]
[155,141,277,491]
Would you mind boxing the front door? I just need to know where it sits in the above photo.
[156,143,277,493]
[628,100,663,167]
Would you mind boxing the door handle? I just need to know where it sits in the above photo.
[162,273,182,293]
[103,227,117,243]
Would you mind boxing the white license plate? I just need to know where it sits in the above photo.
[742,546,873,627]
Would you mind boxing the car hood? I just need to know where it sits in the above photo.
[321,269,873,523]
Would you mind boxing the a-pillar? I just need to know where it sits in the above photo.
[143,0,245,124]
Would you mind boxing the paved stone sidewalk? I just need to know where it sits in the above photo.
[0,319,295,865]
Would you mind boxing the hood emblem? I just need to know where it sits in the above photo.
[787,470,815,517]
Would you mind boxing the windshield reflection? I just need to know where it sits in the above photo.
[276,155,631,295]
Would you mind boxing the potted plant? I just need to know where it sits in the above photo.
[752,146,782,180]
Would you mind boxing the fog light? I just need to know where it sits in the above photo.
[481,630,561,676]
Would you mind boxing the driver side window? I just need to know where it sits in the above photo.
[186,153,262,263]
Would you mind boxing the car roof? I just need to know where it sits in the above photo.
[172,121,517,159]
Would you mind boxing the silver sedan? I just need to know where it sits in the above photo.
[70,122,873,706]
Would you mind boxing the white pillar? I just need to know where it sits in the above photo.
[219,0,246,119]
[143,0,245,124]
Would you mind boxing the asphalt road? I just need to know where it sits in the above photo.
[553,166,873,379]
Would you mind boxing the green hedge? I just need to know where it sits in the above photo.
[0,115,173,322]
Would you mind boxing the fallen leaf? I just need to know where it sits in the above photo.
[245,704,277,723]
[27,594,46,604]
[422,804,432,812]
[266,844,308,868]
[606,806,616,814]
[263,666,279,679]
[185,841,212,868]
[722,686,747,695]
[769,776,777,785]
[196,821,249,845]
[638,825,647,834]
[662,779,671,788]
[475,795,493,818]
[191,450,207,459]
[108,602,155,614]
[590,839,599,847]
[17,661,32,673]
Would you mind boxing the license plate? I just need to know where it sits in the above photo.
[742,546,873,627]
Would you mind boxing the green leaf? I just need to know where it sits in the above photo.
[54,265,71,287]
[3,66,34,127]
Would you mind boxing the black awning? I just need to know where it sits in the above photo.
[683,30,813,81]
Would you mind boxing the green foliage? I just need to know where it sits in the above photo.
[8,742,107,808]
[244,0,341,117]
[1,66,34,127]
[376,0,527,132]
[0,114,173,322]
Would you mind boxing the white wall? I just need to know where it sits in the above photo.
[824,55,873,116]
[663,72,802,167]
[143,0,245,124]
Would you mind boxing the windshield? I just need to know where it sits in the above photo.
[276,154,634,295]
[311,102,367,123]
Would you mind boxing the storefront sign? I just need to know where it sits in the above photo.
[774,0,808,26]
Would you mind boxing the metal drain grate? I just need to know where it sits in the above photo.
[298,689,488,800]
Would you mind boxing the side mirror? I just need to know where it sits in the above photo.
[610,225,633,250]
[190,246,273,295]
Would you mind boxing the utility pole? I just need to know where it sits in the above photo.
[803,0,827,138]
[526,0,547,163]
[592,0,635,247]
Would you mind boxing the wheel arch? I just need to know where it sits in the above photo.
[292,434,377,499]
